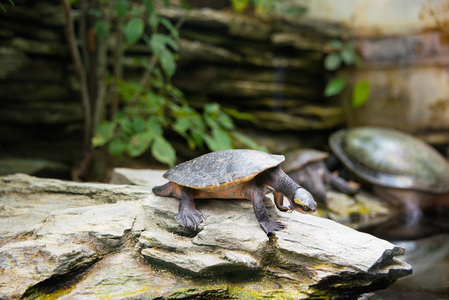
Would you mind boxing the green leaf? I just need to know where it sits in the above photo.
[324,53,342,71]
[149,34,165,56]
[352,79,370,108]
[172,117,191,135]
[204,102,219,114]
[203,103,219,128]
[144,92,164,114]
[151,136,176,167]
[148,10,159,29]
[108,138,127,156]
[146,117,163,136]
[117,81,142,102]
[326,40,344,51]
[222,108,255,122]
[116,115,133,135]
[217,112,234,130]
[92,122,116,147]
[94,19,109,40]
[204,127,233,151]
[143,0,154,14]
[124,18,144,46]
[203,103,234,130]
[160,50,176,78]
[324,78,346,97]
[191,129,204,148]
[172,117,197,149]
[160,17,179,39]
[231,0,250,13]
[232,131,266,152]
[132,117,146,133]
[127,132,152,157]
[341,47,356,66]
[286,5,307,15]
[115,0,128,20]
[166,83,184,99]
[150,34,179,53]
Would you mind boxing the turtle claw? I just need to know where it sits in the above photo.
[276,205,292,212]
[260,220,286,235]
[175,208,205,228]
[280,206,293,213]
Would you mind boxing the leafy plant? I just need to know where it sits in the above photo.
[323,40,361,71]
[323,40,370,108]
[86,0,263,167]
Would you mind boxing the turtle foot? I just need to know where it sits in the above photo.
[260,221,286,235]
[175,208,205,229]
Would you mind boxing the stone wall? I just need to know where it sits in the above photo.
[0,1,346,177]
[0,0,84,178]
[163,8,345,132]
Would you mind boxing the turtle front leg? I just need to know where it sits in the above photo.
[175,186,205,228]
[252,190,286,235]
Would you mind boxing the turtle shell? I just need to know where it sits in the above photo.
[329,127,449,193]
[283,149,329,173]
[163,149,284,191]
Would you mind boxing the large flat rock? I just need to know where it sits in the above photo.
[0,173,412,299]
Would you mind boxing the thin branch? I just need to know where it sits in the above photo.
[94,0,113,130]
[61,0,92,151]
[111,5,123,119]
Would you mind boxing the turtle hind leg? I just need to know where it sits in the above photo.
[175,186,205,229]
[153,182,176,197]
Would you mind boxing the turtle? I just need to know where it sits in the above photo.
[152,149,317,235]
[329,126,449,220]
[282,149,359,204]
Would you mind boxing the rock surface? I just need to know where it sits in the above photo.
[0,173,412,299]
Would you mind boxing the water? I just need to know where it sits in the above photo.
[366,216,449,300]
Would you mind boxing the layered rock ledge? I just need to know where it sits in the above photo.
[0,173,411,299]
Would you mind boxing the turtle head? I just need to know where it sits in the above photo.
[291,188,317,213]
